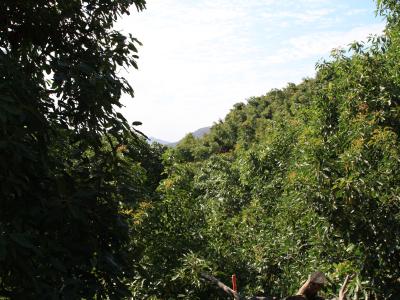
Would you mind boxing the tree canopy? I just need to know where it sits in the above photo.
[130,1,400,298]
[1,0,400,299]
[0,0,159,298]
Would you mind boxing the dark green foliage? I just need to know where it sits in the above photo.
[2,0,400,299]
[0,0,154,298]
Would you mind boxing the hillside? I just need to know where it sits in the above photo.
[148,136,171,145]
[150,126,211,147]
[131,7,400,298]
[2,1,400,299]
[192,126,211,138]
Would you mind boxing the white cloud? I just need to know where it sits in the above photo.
[261,23,385,65]
[260,8,335,24]
[117,0,384,141]
[346,8,369,16]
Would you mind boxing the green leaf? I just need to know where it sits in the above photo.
[10,233,34,249]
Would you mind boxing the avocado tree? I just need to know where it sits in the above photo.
[0,0,150,298]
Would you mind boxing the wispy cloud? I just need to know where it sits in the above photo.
[117,0,384,141]
[262,23,385,65]
[346,8,370,16]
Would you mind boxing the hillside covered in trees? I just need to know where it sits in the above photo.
[1,0,400,299]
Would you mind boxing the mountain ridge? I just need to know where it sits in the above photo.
[149,126,211,146]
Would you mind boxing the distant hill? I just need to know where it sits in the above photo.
[168,126,211,147]
[149,126,211,147]
[148,137,172,145]
[191,126,211,138]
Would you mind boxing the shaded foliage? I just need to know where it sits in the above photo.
[0,0,160,298]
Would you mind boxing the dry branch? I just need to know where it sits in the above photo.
[201,271,351,300]
[200,273,270,300]
[338,275,351,300]
[296,271,326,300]
[201,273,240,300]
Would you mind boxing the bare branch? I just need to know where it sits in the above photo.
[200,273,271,300]
[297,271,326,299]
[338,275,352,300]
[201,273,240,300]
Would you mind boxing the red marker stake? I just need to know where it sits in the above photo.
[232,274,237,292]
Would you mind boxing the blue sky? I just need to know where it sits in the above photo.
[117,0,385,142]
